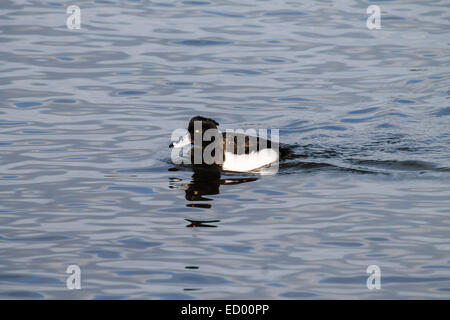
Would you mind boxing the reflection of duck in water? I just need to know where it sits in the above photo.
[169,166,258,205]
[170,116,293,172]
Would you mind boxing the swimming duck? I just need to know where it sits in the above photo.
[170,116,290,172]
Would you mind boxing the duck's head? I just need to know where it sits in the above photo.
[170,116,219,148]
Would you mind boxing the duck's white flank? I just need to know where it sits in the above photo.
[222,148,279,172]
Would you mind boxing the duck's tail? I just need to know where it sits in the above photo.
[279,143,305,160]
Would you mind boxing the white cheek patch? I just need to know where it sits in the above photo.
[172,133,191,148]
[222,148,279,172]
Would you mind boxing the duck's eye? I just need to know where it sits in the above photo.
[195,129,199,134]
[194,191,198,195]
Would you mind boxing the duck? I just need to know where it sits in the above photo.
[169,116,291,172]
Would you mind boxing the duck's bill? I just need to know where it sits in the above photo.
[170,132,191,148]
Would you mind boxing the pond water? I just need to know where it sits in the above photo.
[0,0,449,299]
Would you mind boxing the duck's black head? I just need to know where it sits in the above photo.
[188,116,219,136]
[169,116,220,149]
[187,116,220,144]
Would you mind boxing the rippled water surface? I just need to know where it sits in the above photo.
[1,0,450,299]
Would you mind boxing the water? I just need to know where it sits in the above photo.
[0,0,449,299]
